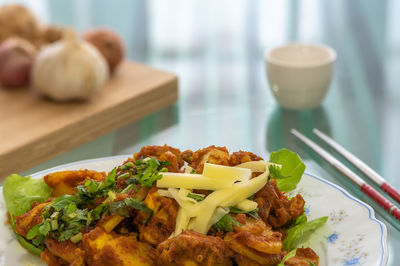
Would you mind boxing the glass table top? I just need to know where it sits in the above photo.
[5,0,399,264]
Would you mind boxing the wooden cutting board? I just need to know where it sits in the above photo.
[0,60,178,179]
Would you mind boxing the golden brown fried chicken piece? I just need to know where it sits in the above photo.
[43,238,85,265]
[133,145,184,172]
[254,179,305,229]
[284,248,319,265]
[97,213,125,233]
[181,149,194,164]
[188,146,230,173]
[157,230,233,266]
[14,201,50,237]
[136,187,179,245]
[41,248,69,266]
[225,214,283,266]
[44,170,106,197]
[83,227,156,266]
[228,151,263,166]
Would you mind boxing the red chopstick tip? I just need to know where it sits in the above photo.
[381,183,400,205]
[361,184,393,211]
[392,207,400,221]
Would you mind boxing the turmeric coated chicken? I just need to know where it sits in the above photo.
[224,214,283,266]
[157,230,233,266]
[9,145,321,266]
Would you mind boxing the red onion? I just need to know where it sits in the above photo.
[0,38,36,88]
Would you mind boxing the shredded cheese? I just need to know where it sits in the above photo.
[157,162,269,237]
[235,199,258,212]
[203,163,251,182]
[157,173,233,190]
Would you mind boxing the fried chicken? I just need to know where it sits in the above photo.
[137,187,179,245]
[254,179,305,229]
[44,170,106,197]
[133,145,184,173]
[83,227,156,266]
[156,230,233,266]
[14,201,50,237]
[224,215,283,266]
[284,247,319,265]
[228,151,263,166]
[187,146,230,173]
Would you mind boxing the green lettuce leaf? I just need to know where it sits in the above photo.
[283,216,328,250]
[269,149,306,192]
[3,174,52,226]
[277,248,297,266]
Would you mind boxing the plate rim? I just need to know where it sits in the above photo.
[14,155,389,266]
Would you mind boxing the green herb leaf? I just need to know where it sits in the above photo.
[309,261,316,266]
[229,207,260,219]
[109,198,153,218]
[187,193,205,202]
[3,174,52,226]
[50,195,77,211]
[277,249,297,266]
[269,149,306,192]
[213,214,241,232]
[76,168,117,205]
[133,158,170,187]
[283,216,328,250]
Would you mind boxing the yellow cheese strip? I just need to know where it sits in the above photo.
[167,188,195,213]
[188,171,269,233]
[235,161,267,172]
[203,163,251,182]
[184,166,194,173]
[235,161,282,173]
[157,189,172,198]
[157,173,233,190]
[235,199,258,212]
[208,207,230,228]
[220,170,269,207]
[171,207,190,238]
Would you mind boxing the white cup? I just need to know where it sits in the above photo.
[265,43,336,110]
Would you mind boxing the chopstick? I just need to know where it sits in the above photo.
[313,128,400,205]
[291,129,400,222]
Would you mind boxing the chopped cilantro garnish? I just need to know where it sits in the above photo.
[187,193,205,202]
[212,214,241,232]
[229,206,260,219]
[109,198,153,219]
[132,158,170,187]
[76,168,117,204]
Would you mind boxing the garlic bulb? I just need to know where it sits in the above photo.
[32,30,109,101]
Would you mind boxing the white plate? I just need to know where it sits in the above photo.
[0,156,388,266]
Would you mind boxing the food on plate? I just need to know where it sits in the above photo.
[0,37,36,87]
[3,145,327,265]
[83,28,125,72]
[32,29,109,101]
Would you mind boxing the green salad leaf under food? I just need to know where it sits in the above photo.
[3,174,52,225]
[3,174,53,255]
[269,148,306,192]
[277,248,297,266]
[283,214,329,251]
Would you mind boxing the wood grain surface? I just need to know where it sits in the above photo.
[0,60,178,179]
